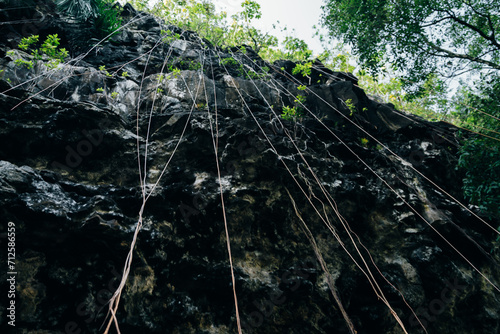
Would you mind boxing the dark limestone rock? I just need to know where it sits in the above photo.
[0,1,499,334]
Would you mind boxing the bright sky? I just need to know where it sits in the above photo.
[213,0,327,55]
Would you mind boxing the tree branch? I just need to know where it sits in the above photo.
[444,9,500,50]
[424,39,500,70]
[486,14,497,45]
[420,16,454,28]
[464,0,492,19]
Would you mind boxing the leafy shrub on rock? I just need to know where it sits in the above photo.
[55,0,122,38]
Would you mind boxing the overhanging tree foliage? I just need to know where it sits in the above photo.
[455,75,500,218]
[321,0,500,90]
[322,0,500,219]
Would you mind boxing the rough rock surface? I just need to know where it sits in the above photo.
[0,2,499,334]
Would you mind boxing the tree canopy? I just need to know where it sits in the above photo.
[454,74,500,218]
[322,0,500,219]
[321,0,500,90]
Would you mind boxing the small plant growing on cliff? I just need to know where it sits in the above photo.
[345,98,357,116]
[188,61,202,71]
[10,55,34,69]
[99,65,113,77]
[294,94,307,106]
[245,69,265,80]
[220,57,239,67]
[38,34,68,66]
[281,105,297,120]
[292,61,312,84]
[9,34,68,69]
[18,34,39,51]
[292,62,312,77]
[161,29,181,44]
[281,105,304,121]
[172,67,182,78]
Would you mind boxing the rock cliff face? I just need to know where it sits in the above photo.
[0,2,499,334]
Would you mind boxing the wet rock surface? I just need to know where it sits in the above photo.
[0,2,499,333]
